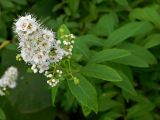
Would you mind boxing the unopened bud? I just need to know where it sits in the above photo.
[73,77,80,85]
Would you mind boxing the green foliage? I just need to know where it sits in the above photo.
[51,86,58,106]
[104,21,153,47]
[143,33,160,48]
[115,0,128,6]
[81,64,122,81]
[90,13,118,36]
[90,48,131,63]
[68,74,98,113]
[130,6,160,27]
[0,0,160,119]
[114,71,137,96]
[0,108,6,120]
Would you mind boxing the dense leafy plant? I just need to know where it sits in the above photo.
[0,0,160,120]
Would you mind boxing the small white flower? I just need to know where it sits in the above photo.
[8,82,17,89]
[59,70,62,74]
[44,71,49,76]
[47,79,59,87]
[0,66,18,88]
[71,40,74,44]
[56,70,60,73]
[42,29,55,43]
[63,41,68,45]
[70,34,76,39]
[0,89,5,96]
[38,62,50,73]
[47,74,53,78]
[57,40,61,44]
[50,45,67,63]
[15,15,39,35]
[0,66,18,96]
[64,35,68,38]
[31,64,36,70]
[3,87,6,91]
[33,68,38,73]
[70,45,73,49]
[69,48,72,52]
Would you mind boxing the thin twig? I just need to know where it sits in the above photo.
[0,41,10,49]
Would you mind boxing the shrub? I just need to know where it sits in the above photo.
[0,0,160,120]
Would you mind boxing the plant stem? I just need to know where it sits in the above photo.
[0,41,10,49]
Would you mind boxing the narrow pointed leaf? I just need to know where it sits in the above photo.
[130,6,160,28]
[68,74,98,113]
[51,86,58,106]
[104,21,153,47]
[81,64,122,81]
[90,48,131,63]
[144,34,160,48]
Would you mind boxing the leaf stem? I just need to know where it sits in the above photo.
[0,41,10,49]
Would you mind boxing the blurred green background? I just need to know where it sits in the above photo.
[0,0,160,120]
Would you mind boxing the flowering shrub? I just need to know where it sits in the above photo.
[14,14,76,87]
[0,0,160,120]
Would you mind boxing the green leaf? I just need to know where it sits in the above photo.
[115,0,128,6]
[119,43,157,65]
[11,0,27,5]
[67,74,98,113]
[0,108,6,120]
[8,73,52,113]
[51,86,58,106]
[73,38,91,60]
[130,6,160,28]
[100,117,113,120]
[98,92,122,112]
[134,114,154,120]
[0,38,4,42]
[0,20,7,38]
[113,54,149,67]
[127,102,155,119]
[68,0,79,13]
[30,0,56,17]
[57,24,70,40]
[0,0,15,8]
[123,91,153,103]
[112,43,157,67]
[81,64,122,81]
[73,35,102,61]
[114,71,137,96]
[90,48,131,63]
[91,13,118,36]
[143,34,160,48]
[104,21,153,47]
[76,34,103,47]
[82,105,92,117]
[99,111,122,120]
[6,43,17,50]
[99,100,121,112]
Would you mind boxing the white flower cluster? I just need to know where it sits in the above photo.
[47,79,59,87]
[14,14,76,87]
[61,34,75,57]
[14,15,68,74]
[0,66,18,96]
[44,69,63,87]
